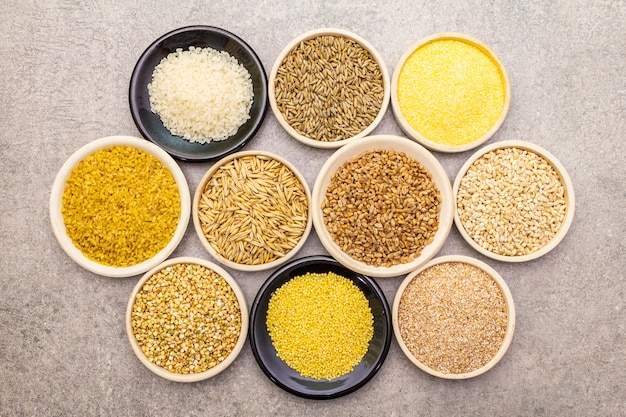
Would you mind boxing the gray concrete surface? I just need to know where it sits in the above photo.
[1,1,624,416]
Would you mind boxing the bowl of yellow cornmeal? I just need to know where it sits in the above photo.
[391,33,510,153]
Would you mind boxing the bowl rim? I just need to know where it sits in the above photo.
[248,254,392,399]
[392,254,516,379]
[453,140,576,262]
[390,32,511,153]
[268,27,391,149]
[192,150,313,272]
[125,256,249,382]
[129,24,269,162]
[311,134,454,277]
[49,135,191,278]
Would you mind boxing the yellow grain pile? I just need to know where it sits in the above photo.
[61,145,181,267]
[266,272,373,380]
[397,39,505,146]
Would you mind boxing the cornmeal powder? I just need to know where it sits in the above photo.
[397,39,505,146]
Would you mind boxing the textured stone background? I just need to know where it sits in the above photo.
[1,1,624,416]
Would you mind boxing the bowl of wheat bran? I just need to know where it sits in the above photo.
[393,255,515,379]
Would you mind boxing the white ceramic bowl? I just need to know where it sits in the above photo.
[49,136,190,278]
[269,28,390,149]
[453,140,575,262]
[192,150,312,272]
[126,257,248,382]
[312,135,454,278]
[391,33,510,153]
[392,255,515,379]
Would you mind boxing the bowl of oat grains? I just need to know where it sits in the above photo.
[454,140,575,262]
[192,151,312,271]
[269,28,390,148]
[126,257,248,382]
[393,255,515,379]
[129,25,268,161]
[312,135,454,278]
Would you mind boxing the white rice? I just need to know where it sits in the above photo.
[148,46,254,143]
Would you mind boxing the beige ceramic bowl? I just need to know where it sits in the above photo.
[311,135,454,278]
[49,135,190,278]
[126,257,248,382]
[392,255,515,379]
[453,140,575,262]
[192,150,312,272]
[391,33,510,153]
[269,28,390,149]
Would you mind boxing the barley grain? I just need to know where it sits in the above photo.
[456,147,567,256]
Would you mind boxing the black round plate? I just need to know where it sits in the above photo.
[249,255,392,400]
[129,25,268,162]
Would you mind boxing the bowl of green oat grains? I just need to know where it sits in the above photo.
[312,134,455,278]
[269,28,390,148]
[249,255,392,399]
[126,257,248,382]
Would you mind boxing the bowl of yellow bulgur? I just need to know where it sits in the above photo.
[249,255,392,399]
[50,135,191,278]
[126,257,248,382]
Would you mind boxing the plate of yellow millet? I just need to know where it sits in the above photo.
[249,255,392,399]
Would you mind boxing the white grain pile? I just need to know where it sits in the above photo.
[148,46,254,143]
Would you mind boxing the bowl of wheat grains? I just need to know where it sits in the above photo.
[312,135,454,278]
